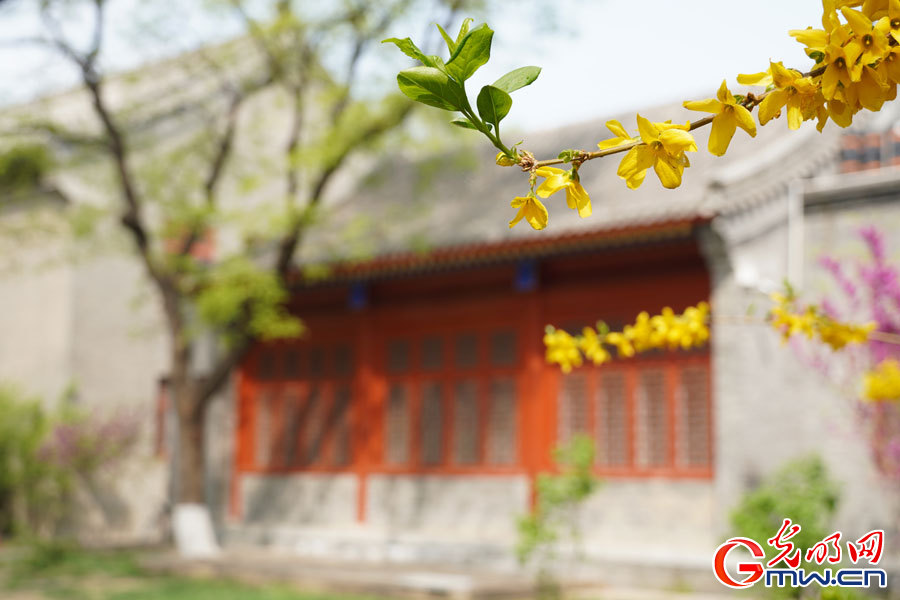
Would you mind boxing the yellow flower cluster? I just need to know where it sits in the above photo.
[509,166,591,231]
[601,115,698,189]
[863,359,900,401]
[741,1,900,131]
[683,81,757,156]
[543,328,583,373]
[507,0,900,230]
[769,293,875,350]
[544,303,711,372]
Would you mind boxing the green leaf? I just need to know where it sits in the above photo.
[493,66,542,94]
[383,37,428,62]
[450,117,478,130]
[557,149,581,163]
[382,37,444,70]
[434,23,456,53]
[455,18,473,45]
[476,84,512,131]
[446,23,493,81]
[397,66,466,111]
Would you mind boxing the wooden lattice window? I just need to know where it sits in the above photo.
[558,373,589,443]
[251,338,358,472]
[386,383,410,464]
[678,365,710,468]
[255,391,275,467]
[380,329,520,470]
[636,369,668,468]
[557,359,711,476]
[421,382,444,465]
[597,370,629,467]
[453,380,480,464]
[487,378,517,465]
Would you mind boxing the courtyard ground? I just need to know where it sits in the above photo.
[0,542,751,600]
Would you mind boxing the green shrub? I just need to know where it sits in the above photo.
[0,385,66,537]
[730,455,842,599]
[0,384,140,538]
[516,434,600,565]
[0,144,52,192]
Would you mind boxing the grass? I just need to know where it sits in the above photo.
[0,541,379,600]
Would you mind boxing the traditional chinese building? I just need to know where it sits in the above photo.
[220,104,900,583]
[2,54,900,587]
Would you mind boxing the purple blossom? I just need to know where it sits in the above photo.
[38,410,141,475]
[818,256,859,313]
[814,227,900,481]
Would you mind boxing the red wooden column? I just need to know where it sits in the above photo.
[353,311,378,523]
[229,351,255,521]
[521,288,546,509]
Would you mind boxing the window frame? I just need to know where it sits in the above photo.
[553,352,713,479]
[373,323,525,475]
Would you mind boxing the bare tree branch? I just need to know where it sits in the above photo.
[38,0,182,330]
[274,101,414,278]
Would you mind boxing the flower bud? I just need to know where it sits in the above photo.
[495,152,518,167]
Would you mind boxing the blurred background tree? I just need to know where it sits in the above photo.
[0,0,481,517]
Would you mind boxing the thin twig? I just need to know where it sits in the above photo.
[527,65,825,170]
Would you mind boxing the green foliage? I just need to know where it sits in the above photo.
[2,543,384,600]
[396,66,467,111]
[10,539,140,582]
[444,23,493,82]
[383,18,540,159]
[0,385,141,539]
[0,385,63,537]
[516,434,600,566]
[731,455,841,599]
[0,145,52,193]
[493,66,542,94]
[194,257,304,344]
[476,85,512,134]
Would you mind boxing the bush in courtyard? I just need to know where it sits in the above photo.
[731,455,842,599]
[517,434,601,599]
[0,385,63,537]
[0,384,140,538]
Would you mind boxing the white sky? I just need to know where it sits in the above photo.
[0,0,822,132]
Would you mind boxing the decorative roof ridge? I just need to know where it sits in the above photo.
[291,217,707,286]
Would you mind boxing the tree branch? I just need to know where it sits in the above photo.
[274,101,414,278]
[39,0,182,329]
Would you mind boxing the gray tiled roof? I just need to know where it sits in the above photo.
[311,101,845,263]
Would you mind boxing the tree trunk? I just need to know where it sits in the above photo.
[173,376,206,504]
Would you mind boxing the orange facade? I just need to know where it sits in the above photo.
[233,229,713,522]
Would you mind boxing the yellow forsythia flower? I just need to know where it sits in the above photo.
[864,359,900,401]
[597,119,639,150]
[768,293,873,349]
[757,62,825,130]
[579,327,611,365]
[737,68,774,88]
[770,301,817,341]
[542,303,711,372]
[535,167,591,218]
[508,194,549,230]
[683,80,757,156]
[604,331,635,358]
[817,318,875,350]
[616,115,697,189]
[544,328,582,373]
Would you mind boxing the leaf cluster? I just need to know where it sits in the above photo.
[194,256,304,345]
[383,19,540,159]
[730,455,840,598]
[0,145,52,194]
[516,434,601,566]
